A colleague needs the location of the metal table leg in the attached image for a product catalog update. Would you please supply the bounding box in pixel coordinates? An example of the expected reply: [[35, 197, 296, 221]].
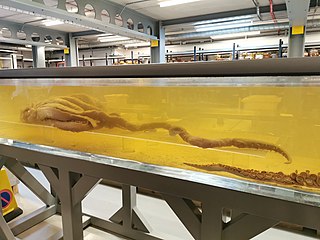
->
[[39, 165, 100, 240], [1, 156, 57, 236], [0, 207, 16, 240]]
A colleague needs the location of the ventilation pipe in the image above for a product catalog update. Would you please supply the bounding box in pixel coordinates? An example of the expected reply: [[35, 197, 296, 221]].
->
[[166, 22, 289, 41], [166, 18, 320, 42]]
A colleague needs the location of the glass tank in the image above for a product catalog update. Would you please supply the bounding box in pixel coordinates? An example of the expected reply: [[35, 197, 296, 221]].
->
[[0, 60, 319, 193]]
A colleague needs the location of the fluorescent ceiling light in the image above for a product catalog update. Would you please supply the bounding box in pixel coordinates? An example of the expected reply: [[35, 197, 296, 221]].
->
[[124, 42, 151, 48], [210, 31, 261, 40], [192, 15, 254, 26], [195, 20, 253, 32], [159, 0, 199, 8], [42, 19, 64, 26], [96, 33, 113, 37], [98, 35, 130, 42]]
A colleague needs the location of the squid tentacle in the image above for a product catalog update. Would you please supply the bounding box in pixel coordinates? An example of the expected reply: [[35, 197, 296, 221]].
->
[[21, 94, 291, 164], [185, 163, 320, 188]]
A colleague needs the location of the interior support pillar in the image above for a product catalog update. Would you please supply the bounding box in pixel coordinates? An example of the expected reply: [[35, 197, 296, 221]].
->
[[65, 33, 79, 67], [11, 54, 17, 69], [32, 46, 46, 68], [285, 0, 310, 58], [288, 30, 305, 58], [151, 21, 166, 63]]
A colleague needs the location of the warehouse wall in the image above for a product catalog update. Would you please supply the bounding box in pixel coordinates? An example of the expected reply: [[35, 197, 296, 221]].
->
[[55, 31, 320, 67], [118, 31, 320, 59]]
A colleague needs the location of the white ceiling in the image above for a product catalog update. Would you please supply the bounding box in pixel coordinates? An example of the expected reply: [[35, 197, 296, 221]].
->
[[109, 0, 286, 20]]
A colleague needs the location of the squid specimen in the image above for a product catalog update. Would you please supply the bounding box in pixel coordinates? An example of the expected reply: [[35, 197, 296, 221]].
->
[[21, 94, 291, 164], [185, 163, 320, 188]]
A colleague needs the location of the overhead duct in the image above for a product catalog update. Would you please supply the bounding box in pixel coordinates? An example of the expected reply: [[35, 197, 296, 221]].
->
[[166, 19, 320, 41], [166, 22, 289, 41]]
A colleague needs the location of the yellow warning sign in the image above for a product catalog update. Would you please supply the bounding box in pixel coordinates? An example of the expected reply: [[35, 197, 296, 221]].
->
[[64, 48, 70, 54], [0, 169, 19, 216], [292, 26, 304, 35], [151, 40, 159, 48]]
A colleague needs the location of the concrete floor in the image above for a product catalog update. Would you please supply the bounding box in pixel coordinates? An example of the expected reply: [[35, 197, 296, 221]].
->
[[9, 168, 320, 240]]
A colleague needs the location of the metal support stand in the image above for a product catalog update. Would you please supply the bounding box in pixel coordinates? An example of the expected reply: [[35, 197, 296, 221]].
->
[[162, 194, 201, 240], [110, 185, 150, 232], [38, 165, 100, 240], [0, 156, 57, 238], [0, 158, 17, 240], [0, 209, 16, 240], [0, 142, 319, 240], [163, 194, 279, 240]]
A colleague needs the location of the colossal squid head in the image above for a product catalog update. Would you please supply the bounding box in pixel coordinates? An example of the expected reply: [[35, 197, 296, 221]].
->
[[20, 105, 38, 123]]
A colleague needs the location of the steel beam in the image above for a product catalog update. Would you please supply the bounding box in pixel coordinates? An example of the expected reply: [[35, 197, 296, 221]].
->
[[3, 157, 56, 206], [222, 213, 278, 239], [0, 19, 67, 48], [71, 30, 103, 38], [9, 205, 57, 236], [0, 0, 157, 41], [90, 215, 162, 240]]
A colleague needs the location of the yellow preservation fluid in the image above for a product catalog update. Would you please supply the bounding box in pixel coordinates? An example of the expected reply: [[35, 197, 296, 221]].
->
[[0, 83, 319, 192]]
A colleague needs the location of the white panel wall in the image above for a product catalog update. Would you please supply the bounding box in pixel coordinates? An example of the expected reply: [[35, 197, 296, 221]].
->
[[75, 31, 320, 65]]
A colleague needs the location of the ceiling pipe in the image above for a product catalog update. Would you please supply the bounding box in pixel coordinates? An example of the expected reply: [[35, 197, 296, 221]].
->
[[252, 0, 263, 21], [166, 22, 289, 41], [118, 0, 153, 16], [166, 19, 320, 41], [269, 0, 277, 23]]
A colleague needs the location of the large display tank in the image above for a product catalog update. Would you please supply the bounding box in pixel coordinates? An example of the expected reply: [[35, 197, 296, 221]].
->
[[0, 60, 320, 192]]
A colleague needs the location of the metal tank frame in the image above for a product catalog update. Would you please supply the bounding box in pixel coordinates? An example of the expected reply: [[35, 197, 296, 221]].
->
[[1, 58, 320, 240]]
